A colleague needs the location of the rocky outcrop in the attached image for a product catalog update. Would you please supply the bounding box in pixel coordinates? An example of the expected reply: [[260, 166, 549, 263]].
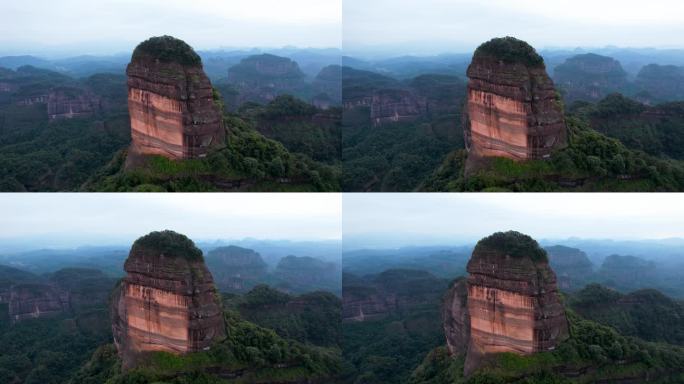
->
[[343, 269, 448, 321], [464, 37, 567, 161], [443, 231, 569, 376], [47, 87, 100, 120], [111, 230, 226, 369], [227, 54, 307, 105], [370, 89, 427, 126], [206, 246, 268, 292], [553, 53, 628, 102], [8, 283, 67, 323], [126, 36, 225, 160], [545, 245, 594, 291]]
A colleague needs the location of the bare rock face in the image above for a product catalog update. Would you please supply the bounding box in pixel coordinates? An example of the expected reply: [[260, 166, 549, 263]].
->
[[9, 283, 67, 323], [111, 230, 226, 369], [126, 36, 225, 160], [464, 37, 567, 161], [47, 87, 101, 120], [443, 278, 470, 356], [443, 231, 569, 376], [370, 89, 427, 126]]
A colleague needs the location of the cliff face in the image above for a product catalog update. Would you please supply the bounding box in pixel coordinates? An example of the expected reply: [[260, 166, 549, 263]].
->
[[47, 87, 101, 120], [553, 53, 628, 102], [464, 37, 567, 161], [111, 230, 225, 369], [443, 231, 568, 376], [9, 283, 67, 323], [126, 36, 225, 160], [370, 89, 427, 126]]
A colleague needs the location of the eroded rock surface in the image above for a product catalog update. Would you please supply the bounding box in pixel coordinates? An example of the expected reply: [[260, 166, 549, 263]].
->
[[47, 87, 101, 120], [370, 89, 426, 126], [443, 231, 569, 376], [464, 37, 567, 161], [126, 36, 225, 160], [111, 230, 225, 369], [9, 283, 67, 323]]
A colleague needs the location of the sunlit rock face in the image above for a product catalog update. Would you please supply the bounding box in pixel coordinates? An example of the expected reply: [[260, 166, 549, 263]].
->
[[443, 231, 568, 376], [464, 37, 567, 161], [370, 89, 427, 126], [111, 230, 225, 369], [9, 283, 67, 323], [126, 36, 224, 160]]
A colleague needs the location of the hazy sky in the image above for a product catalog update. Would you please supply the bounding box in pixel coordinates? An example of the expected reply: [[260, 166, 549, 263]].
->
[[343, 194, 684, 249], [344, 0, 684, 55], [0, 0, 341, 56], [0, 194, 341, 247]]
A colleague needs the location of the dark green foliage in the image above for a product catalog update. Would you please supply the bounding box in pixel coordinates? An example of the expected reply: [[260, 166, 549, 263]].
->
[[473, 37, 544, 67], [132, 230, 203, 261], [86, 114, 340, 192], [474, 231, 548, 262], [71, 310, 341, 383], [0, 308, 111, 384], [410, 310, 684, 384], [423, 115, 684, 191], [225, 285, 342, 348], [570, 284, 684, 346], [131, 35, 201, 66], [260, 95, 317, 119]]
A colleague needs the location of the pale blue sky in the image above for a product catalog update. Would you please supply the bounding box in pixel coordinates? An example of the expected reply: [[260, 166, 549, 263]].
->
[[344, 0, 684, 55], [0, 194, 342, 246], [0, 0, 341, 56], [343, 194, 684, 249]]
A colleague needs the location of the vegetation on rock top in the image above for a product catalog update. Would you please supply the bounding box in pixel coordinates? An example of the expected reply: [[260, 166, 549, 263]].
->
[[473, 36, 544, 67], [474, 231, 548, 262], [131, 230, 204, 261], [131, 35, 202, 66]]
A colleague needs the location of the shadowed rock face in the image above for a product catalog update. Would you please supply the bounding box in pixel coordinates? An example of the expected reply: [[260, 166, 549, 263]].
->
[[443, 231, 568, 376], [47, 87, 101, 120], [111, 230, 225, 369], [9, 283, 67, 323], [126, 36, 224, 160], [464, 37, 567, 161], [370, 89, 427, 126]]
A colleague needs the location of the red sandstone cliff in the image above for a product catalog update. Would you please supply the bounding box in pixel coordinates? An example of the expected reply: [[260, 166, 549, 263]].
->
[[464, 37, 567, 161], [126, 36, 225, 161], [443, 231, 569, 376], [8, 283, 67, 323], [47, 87, 101, 120], [111, 230, 226, 369]]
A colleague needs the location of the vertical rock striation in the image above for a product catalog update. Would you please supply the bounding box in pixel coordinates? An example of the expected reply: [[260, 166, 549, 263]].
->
[[126, 36, 224, 160], [464, 37, 567, 161], [370, 89, 427, 126], [8, 283, 67, 323], [111, 230, 225, 369], [443, 231, 569, 376]]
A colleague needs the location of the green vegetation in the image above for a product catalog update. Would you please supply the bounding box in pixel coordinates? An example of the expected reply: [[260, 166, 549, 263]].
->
[[70, 310, 341, 383], [85, 114, 340, 192], [423, 115, 684, 191], [132, 230, 204, 261], [0, 305, 111, 384], [410, 310, 684, 383], [473, 37, 544, 67], [131, 35, 201, 66], [474, 231, 548, 262], [224, 285, 341, 347], [569, 284, 684, 346]]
